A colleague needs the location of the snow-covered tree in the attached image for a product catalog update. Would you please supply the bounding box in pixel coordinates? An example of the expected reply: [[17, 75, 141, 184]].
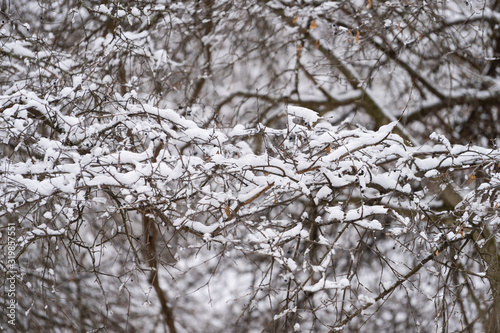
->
[[1, 1, 500, 332]]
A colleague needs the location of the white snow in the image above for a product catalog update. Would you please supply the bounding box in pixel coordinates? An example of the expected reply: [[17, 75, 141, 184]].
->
[[287, 105, 320, 124], [303, 277, 350, 292], [355, 219, 383, 230]]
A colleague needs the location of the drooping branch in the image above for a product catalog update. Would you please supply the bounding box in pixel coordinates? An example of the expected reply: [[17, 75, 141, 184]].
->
[[143, 214, 177, 333]]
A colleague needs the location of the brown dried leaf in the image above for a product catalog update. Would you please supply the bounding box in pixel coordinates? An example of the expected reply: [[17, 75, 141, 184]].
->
[[468, 174, 476, 184], [297, 43, 302, 57], [293, 16, 299, 24], [367, 0, 372, 8], [355, 30, 360, 43], [310, 20, 317, 30], [315, 40, 320, 49]]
